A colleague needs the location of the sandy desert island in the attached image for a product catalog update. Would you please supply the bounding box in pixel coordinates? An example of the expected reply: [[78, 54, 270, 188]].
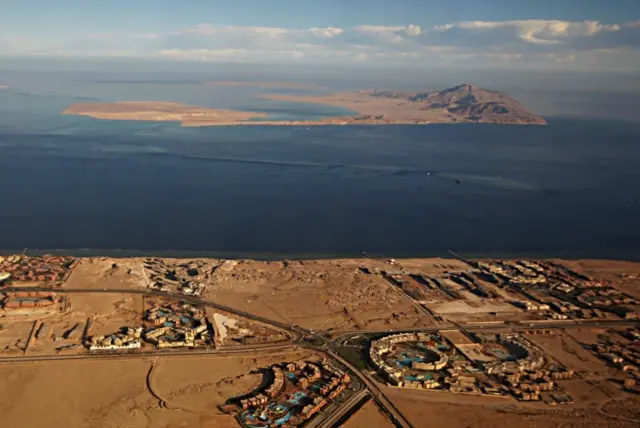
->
[[62, 83, 547, 127]]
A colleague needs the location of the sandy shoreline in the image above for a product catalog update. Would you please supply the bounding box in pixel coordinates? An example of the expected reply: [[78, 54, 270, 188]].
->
[[2, 248, 639, 262], [62, 101, 270, 126], [62, 99, 544, 127]]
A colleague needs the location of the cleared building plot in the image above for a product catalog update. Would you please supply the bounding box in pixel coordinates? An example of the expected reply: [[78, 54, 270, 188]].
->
[[0, 320, 34, 354], [526, 331, 608, 374], [204, 260, 431, 332], [385, 273, 453, 302], [440, 330, 477, 346], [455, 344, 497, 364], [15, 293, 144, 356], [25, 320, 87, 354], [427, 300, 523, 324], [63, 257, 149, 290], [143, 258, 216, 296], [210, 311, 290, 347], [382, 258, 470, 274]]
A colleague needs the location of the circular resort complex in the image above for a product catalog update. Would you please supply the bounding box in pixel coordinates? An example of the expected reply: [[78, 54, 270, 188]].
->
[[369, 332, 450, 387], [476, 333, 546, 373], [368, 331, 564, 399], [482, 339, 529, 361]]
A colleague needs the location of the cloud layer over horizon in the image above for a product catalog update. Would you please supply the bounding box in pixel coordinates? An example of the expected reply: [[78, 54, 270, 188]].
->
[[2, 19, 639, 70]]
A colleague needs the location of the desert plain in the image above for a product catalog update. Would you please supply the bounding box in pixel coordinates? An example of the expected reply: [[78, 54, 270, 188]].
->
[[1, 255, 640, 427]]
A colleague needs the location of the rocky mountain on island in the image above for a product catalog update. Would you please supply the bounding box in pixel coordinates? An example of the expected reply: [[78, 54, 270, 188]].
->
[[367, 84, 546, 125]]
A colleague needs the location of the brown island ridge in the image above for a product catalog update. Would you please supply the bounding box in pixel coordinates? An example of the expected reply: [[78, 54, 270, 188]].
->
[[62, 83, 546, 127]]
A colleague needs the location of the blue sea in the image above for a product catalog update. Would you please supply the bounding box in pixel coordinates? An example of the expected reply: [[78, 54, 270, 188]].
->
[[1, 71, 639, 259]]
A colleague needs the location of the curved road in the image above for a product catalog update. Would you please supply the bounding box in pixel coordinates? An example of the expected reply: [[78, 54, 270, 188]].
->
[[5, 285, 637, 427], [3, 286, 410, 427], [4, 286, 308, 342]]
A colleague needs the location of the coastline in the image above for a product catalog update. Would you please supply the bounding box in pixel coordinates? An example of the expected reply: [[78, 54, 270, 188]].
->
[[63, 108, 547, 127], [2, 248, 639, 262]]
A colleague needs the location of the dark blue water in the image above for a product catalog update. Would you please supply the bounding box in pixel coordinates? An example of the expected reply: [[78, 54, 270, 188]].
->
[[1, 118, 639, 259]]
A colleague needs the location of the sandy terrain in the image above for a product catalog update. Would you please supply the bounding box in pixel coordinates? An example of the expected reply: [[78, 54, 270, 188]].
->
[[208, 81, 320, 89], [14, 292, 143, 356], [383, 385, 640, 428], [559, 259, 640, 300], [153, 349, 313, 413], [0, 320, 33, 354], [343, 399, 394, 428], [203, 259, 434, 332], [0, 359, 193, 428], [64, 257, 148, 291], [526, 331, 608, 374], [63, 101, 269, 126], [264, 91, 455, 123], [0, 350, 312, 428], [3, 256, 640, 427], [427, 300, 519, 315]]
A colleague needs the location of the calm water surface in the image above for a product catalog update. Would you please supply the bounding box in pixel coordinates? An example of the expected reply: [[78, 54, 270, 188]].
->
[[0, 79, 639, 259]]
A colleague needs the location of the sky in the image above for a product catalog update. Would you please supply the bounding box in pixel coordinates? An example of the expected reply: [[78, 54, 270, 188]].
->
[[1, 0, 639, 71]]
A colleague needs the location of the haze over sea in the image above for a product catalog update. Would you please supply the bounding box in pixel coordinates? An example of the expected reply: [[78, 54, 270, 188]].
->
[[1, 66, 639, 260]]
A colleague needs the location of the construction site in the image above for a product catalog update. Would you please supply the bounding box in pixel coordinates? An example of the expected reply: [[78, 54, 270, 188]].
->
[[380, 258, 640, 326], [143, 299, 213, 349], [143, 258, 213, 296], [211, 311, 291, 348]]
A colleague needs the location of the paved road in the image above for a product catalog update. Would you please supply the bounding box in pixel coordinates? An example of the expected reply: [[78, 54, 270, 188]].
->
[[4, 286, 309, 342], [330, 319, 640, 346], [0, 343, 300, 364], [10, 285, 634, 427], [3, 285, 412, 426], [325, 349, 413, 428]]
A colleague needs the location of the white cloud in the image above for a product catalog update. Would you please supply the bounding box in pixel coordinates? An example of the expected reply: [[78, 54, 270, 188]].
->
[[158, 48, 249, 60], [547, 53, 577, 63], [405, 25, 422, 37], [354, 24, 422, 42], [355, 25, 407, 34], [1, 19, 639, 70], [309, 27, 344, 38], [438, 19, 623, 45]]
